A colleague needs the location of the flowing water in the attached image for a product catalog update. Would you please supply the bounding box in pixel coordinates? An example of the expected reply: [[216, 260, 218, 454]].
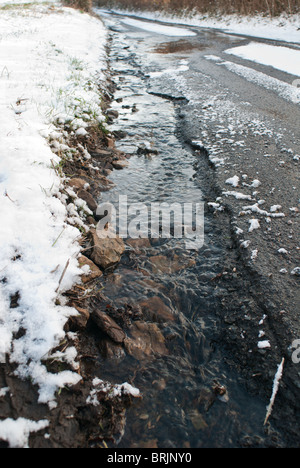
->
[[93, 13, 284, 448]]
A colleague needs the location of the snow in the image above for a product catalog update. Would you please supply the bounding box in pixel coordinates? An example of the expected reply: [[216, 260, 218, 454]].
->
[[0, 3, 107, 407], [120, 17, 197, 37], [0, 418, 49, 448], [258, 340, 271, 349], [264, 358, 285, 425], [226, 42, 300, 77], [210, 58, 300, 105], [225, 175, 239, 187], [248, 219, 260, 232], [104, 8, 300, 44], [86, 378, 140, 407]]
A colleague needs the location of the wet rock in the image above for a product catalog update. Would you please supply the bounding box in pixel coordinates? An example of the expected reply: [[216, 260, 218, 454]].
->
[[78, 255, 103, 284], [91, 308, 126, 344], [126, 238, 151, 250], [90, 228, 125, 270], [77, 189, 98, 214], [189, 409, 208, 431], [98, 338, 126, 360], [139, 296, 175, 323], [149, 254, 196, 274], [137, 145, 159, 155], [124, 321, 169, 360], [113, 130, 127, 140], [106, 109, 119, 119], [112, 159, 129, 170]]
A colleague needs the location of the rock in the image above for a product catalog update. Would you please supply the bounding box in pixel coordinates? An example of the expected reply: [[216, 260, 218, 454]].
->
[[112, 159, 129, 170], [91, 308, 126, 344], [106, 137, 115, 149], [90, 228, 125, 270], [124, 321, 168, 360], [139, 296, 175, 323], [126, 238, 151, 250], [68, 178, 88, 192], [69, 304, 90, 329], [113, 130, 127, 140], [98, 338, 126, 360], [189, 409, 208, 431], [77, 189, 98, 214], [78, 255, 103, 283], [90, 149, 112, 159], [149, 254, 196, 274], [107, 109, 119, 119]]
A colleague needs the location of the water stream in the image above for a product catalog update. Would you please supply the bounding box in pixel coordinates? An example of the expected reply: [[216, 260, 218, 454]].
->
[[93, 13, 282, 448]]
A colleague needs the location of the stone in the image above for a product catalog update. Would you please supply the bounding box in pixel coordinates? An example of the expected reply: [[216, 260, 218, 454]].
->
[[68, 178, 87, 192], [126, 238, 151, 250], [78, 255, 103, 283], [69, 304, 90, 329], [112, 159, 129, 170], [77, 189, 98, 213], [139, 296, 175, 323], [91, 309, 126, 344], [90, 228, 125, 270], [124, 321, 168, 360], [149, 254, 196, 274], [98, 338, 126, 360]]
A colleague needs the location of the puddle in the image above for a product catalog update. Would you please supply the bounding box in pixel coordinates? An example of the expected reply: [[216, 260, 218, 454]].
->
[[153, 39, 207, 54]]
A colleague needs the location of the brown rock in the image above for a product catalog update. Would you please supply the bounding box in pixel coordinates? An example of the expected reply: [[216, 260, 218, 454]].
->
[[112, 159, 129, 170], [69, 304, 90, 329], [78, 255, 103, 283], [124, 321, 168, 360], [77, 189, 98, 213], [149, 254, 196, 274], [98, 338, 126, 360], [106, 137, 115, 149], [139, 296, 175, 323], [90, 228, 125, 270], [126, 238, 151, 250], [68, 178, 87, 192], [91, 309, 126, 344]]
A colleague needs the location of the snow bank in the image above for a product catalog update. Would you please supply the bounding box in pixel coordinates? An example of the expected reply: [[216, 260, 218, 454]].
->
[[101, 8, 300, 44], [226, 42, 300, 77], [0, 3, 107, 407]]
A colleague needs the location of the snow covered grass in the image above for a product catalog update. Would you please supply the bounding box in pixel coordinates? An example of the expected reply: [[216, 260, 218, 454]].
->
[[0, 1, 107, 411]]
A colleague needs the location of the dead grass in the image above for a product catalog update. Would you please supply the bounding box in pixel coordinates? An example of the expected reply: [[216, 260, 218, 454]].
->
[[63, 0, 92, 12]]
